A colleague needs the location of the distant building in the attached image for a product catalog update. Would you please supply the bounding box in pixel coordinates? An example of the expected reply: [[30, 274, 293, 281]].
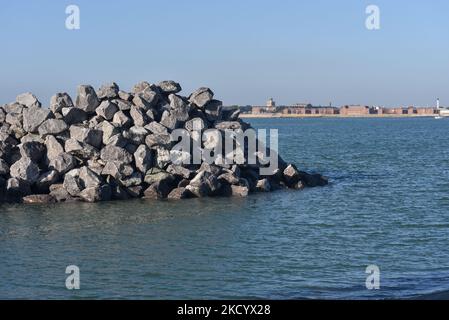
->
[[340, 105, 370, 116]]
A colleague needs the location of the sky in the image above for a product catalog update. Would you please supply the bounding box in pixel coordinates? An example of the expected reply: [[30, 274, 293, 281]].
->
[[0, 0, 448, 107]]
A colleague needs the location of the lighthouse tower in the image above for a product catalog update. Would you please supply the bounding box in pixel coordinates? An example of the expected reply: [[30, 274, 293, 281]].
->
[[437, 98, 440, 110]]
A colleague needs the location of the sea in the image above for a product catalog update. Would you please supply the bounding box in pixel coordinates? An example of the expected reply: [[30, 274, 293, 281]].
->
[[1, 117, 449, 299]]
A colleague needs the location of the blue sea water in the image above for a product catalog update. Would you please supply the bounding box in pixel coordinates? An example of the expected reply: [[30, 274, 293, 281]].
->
[[1, 117, 449, 299]]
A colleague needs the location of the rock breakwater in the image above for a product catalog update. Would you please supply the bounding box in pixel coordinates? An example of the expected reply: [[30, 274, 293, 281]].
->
[[0, 81, 327, 204]]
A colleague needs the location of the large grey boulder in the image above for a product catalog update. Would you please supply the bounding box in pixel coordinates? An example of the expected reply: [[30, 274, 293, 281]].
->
[[22, 194, 56, 204], [69, 125, 103, 149], [158, 80, 182, 94], [97, 82, 119, 100], [134, 145, 152, 173], [99, 121, 120, 145], [50, 93, 74, 114], [283, 164, 301, 187], [23, 106, 53, 133], [63, 169, 82, 196], [38, 119, 68, 136], [123, 126, 148, 145], [112, 110, 132, 127], [79, 185, 111, 203], [0, 106, 6, 123], [0, 159, 10, 176], [130, 106, 148, 127], [79, 166, 102, 188], [61, 107, 87, 125], [75, 85, 100, 113], [35, 170, 59, 193], [100, 145, 133, 164], [96, 101, 118, 120], [19, 141, 46, 162], [145, 121, 168, 135], [7, 178, 31, 198], [189, 87, 214, 107], [16, 92, 41, 108], [144, 168, 174, 185], [49, 153, 76, 174], [204, 100, 223, 122], [10, 157, 40, 183]]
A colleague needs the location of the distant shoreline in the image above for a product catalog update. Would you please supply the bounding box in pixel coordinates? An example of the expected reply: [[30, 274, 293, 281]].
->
[[239, 113, 439, 119]]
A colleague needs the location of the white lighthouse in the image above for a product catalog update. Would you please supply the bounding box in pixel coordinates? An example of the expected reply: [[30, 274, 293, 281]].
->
[[437, 98, 440, 110]]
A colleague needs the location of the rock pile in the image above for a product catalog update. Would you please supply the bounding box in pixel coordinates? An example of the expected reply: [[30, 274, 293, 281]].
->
[[0, 81, 327, 204]]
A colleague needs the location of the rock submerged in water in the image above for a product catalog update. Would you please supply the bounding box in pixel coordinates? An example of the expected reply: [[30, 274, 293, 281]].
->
[[0, 81, 328, 204]]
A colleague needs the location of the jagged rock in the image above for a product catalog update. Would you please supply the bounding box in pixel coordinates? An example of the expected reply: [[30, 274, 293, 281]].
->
[[133, 88, 158, 109], [134, 145, 152, 173], [112, 110, 132, 127], [231, 185, 249, 197], [189, 87, 214, 107], [118, 91, 132, 102], [105, 133, 127, 148], [97, 82, 119, 100], [23, 106, 53, 133], [7, 178, 31, 198], [167, 187, 191, 200], [79, 185, 111, 203], [144, 168, 174, 185], [70, 125, 103, 149], [49, 184, 74, 202], [145, 133, 172, 148], [19, 141, 45, 162], [132, 81, 152, 94], [123, 126, 148, 145], [299, 172, 328, 187], [99, 121, 120, 145], [4, 102, 24, 115], [38, 119, 68, 136], [16, 92, 41, 108], [45, 135, 64, 161], [130, 106, 148, 127], [154, 146, 171, 168], [0, 159, 10, 176], [218, 171, 240, 185], [256, 178, 271, 192], [160, 110, 180, 130], [146, 121, 168, 135], [50, 93, 74, 114], [63, 169, 82, 196], [75, 85, 100, 113], [61, 107, 87, 125], [166, 164, 193, 179], [9, 157, 40, 183], [65, 139, 100, 160], [100, 145, 133, 164], [49, 153, 76, 174], [158, 80, 182, 94], [214, 120, 245, 130], [0, 107, 6, 123], [283, 164, 300, 187], [96, 100, 118, 120], [185, 117, 206, 131], [79, 166, 102, 188], [119, 172, 143, 187], [22, 194, 56, 204], [204, 100, 222, 122], [35, 170, 59, 193], [143, 179, 174, 200]]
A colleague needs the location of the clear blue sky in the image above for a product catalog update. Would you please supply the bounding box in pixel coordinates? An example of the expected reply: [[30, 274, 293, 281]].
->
[[0, 0, 448, 107]]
